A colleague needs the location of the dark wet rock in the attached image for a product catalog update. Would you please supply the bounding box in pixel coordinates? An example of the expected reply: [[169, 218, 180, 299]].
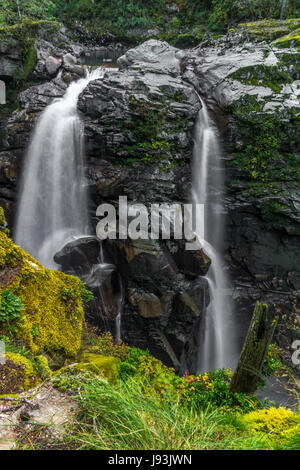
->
[[165, 239, 211, 278], [77, 41, 200, 215], [128, 289, 163, 318], [188, 31, 300, 372], [0, 38, 22, 80], [53, 235, 100, 272], [54, 235, 121, 322], [1, 26, 299, 373]]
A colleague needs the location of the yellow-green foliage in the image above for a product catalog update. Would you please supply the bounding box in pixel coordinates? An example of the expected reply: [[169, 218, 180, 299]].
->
[[0, 207, 5, 227], [0, 229, 84, 358], [78, 352, 121, 384], [273, 27, 300, 47], [0, 352, 39, 393], [243, 407, 300, 443], [35, 355, 52, 380], [0, 207, 9, 236], [82, 329, 128, 361], [238, 18, 300, 42]]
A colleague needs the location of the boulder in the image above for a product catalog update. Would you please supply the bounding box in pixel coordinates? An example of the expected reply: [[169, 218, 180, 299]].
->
[[118, 39, 186, 76], [78, 352, 121, 383], [45, 56, 62, 76], [0, 352, 39, 394], [0, 222, 85, 359]]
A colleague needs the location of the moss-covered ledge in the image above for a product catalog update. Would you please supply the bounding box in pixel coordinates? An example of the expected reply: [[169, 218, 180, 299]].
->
[[0, 216, 85, 360]]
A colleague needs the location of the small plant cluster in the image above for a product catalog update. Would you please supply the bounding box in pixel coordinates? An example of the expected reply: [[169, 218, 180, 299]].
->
[[0, 335, 52, 384], [84, 330, 129, 362], [0, 289, 24, 329], [229, 96, 299, 183], [118, 344, 262, 413], [263, 343, 284, 376], [60, 285, 89, 319], [79, 282, 94, 306], [243, 407, 300, 446]]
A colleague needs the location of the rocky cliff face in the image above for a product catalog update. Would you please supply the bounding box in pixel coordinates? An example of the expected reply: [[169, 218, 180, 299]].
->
[[61, 40, 212, 371], [0, 20, 299, 373], [187, 20, 300, 369]]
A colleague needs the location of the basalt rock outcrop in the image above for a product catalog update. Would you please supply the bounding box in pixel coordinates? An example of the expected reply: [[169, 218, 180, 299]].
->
[[0, 20, 124, 226], [188, 20, 300, 369], [1, 20, 299, 373]]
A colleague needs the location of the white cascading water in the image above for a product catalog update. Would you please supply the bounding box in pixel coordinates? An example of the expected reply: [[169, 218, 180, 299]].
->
[[15, 68, 104, 268], [192, 99, 238, 372]]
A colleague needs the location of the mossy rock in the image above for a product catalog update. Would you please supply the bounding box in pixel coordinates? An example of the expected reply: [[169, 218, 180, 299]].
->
[[0, 225, 84, 359], [34, 355, 52, 380], [273, 28, 300, 48], [238, 19, 300, 42], [0, 207, 9, 236], [0, 352, 39, 394], [77, 352, 121, 384]]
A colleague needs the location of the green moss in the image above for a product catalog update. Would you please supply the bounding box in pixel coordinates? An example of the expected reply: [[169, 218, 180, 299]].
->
[[0, 352, 39, 394], [77, 352, 121, 384], [225, 96, 300, 183], [238, 19, 300, 42], [0, 18, 61, 41], [21, 38, 37, 80], [0, 228, 85, 359], [0, 207, 5, 227], [34, 355, 52, 380], [273, 27, 300, 48], [0, 394, 20, 400], [0, 19, 61, 113], [0, 207, 10, 236], [112, 95, 190, 167], [229, 64, 293, 93]]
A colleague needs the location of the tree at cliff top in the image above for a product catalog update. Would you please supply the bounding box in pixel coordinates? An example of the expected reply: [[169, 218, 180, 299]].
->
[[1, 0, 299, 31], [0, 0, 57, 25]]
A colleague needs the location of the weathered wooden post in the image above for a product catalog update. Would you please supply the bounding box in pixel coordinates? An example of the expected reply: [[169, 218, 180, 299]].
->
[[230, 302, 278, 394]]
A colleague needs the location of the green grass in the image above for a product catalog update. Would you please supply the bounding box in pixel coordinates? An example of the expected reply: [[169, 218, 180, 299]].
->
[[66, 377, 223, 450], [58, 374, 299, 450]]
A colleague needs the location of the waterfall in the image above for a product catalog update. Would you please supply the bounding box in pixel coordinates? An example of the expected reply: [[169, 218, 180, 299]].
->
[[15, 68, 104, 269], [192, 99, 238, 372]]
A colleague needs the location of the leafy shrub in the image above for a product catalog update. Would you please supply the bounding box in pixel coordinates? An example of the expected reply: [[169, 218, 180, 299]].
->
[[1, 0, 300, 34], [243, 407, 300, 445], [208, 0, 300, 31], [119, 350, 262, 413], [125, 346, 150, 365], [263, 343, 283, 376], [52, 368, 95, 393], [119, 361, 137, 380], [79, 283, 94, 306], [0, 0, 56, 26], [0, 289, 24, 324], [85, 331, 128, 361], [181, 369, 263, 413]]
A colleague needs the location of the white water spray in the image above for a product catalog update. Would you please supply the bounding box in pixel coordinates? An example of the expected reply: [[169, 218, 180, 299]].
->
[[15, 68, 104, 268], [192, 100, 238, 372]]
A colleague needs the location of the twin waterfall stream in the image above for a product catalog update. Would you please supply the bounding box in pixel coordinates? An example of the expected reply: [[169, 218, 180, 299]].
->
[[15, 68, 237, 372], [192, 102, 237, 372], [15, 68, 104, 268]]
